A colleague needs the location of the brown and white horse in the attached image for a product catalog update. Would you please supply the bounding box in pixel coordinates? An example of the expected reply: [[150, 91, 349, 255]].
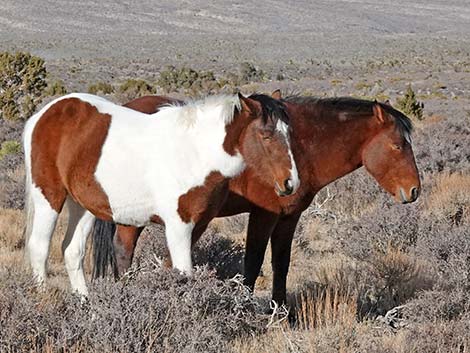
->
[[23, 92, 299, 295], [93, 92, 421, 305]]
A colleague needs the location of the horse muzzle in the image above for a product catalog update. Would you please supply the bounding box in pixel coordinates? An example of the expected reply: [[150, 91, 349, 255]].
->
[[399, 186, 420, 204], [275, 178, 295, 197]]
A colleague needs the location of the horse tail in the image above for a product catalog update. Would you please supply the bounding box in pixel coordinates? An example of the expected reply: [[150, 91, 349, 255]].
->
[[22, 158, 34, 264], [22, 115, 36, 264], [91, 218, 118, 279]]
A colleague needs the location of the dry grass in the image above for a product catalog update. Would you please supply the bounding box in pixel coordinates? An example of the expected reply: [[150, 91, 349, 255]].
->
[[426, 172, 470, 224], [0, 164, 24, 209], [292, 285, 357, 331], [0, 207, 24, 268]]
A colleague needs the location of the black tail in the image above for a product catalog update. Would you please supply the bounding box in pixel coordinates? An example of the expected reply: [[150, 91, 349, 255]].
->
[[92, 218, 118, 280]]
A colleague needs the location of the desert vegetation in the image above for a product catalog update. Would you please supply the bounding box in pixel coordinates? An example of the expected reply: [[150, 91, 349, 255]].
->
[[396, 85, 424, 121], [0, 52, 47, 121], [1, 50, 469, 352]]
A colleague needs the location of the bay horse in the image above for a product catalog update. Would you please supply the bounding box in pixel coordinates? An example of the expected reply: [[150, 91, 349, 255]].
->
[[23, 92, 299, 296], [93, 92, 421, 304]]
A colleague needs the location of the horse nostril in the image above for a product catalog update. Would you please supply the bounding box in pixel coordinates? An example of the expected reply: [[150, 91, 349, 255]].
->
[[410, 187, 419, 201], [284, 179, 293, 194]]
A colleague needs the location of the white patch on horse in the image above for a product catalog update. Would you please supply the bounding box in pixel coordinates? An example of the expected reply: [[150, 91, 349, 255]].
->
[[26, 184, 59, 284], [62, 198, 94, 296], [76, 93, 245, 227], [276, 119, 300, 192]]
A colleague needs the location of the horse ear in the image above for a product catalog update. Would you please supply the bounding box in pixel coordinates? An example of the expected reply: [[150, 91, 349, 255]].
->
[[384, 99, 392, 106], [271, 89, 282, 100], [237, 93, 251, 113], [238, 93, 261, 117], [372, 103, 387, 124]]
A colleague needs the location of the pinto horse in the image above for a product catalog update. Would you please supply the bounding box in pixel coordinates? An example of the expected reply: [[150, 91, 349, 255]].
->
[[93, 92, 421, 304], [23, 92, 299, 296]]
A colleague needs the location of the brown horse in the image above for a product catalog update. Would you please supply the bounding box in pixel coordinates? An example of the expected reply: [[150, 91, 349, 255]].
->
[[23, 92, 299, 296], [93, 92, 421, 304]]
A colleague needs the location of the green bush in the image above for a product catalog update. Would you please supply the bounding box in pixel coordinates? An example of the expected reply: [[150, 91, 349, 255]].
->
[[88, 81, 114, 95], [118, 79, 155, 99], [157, 66, 219, 93], [0, 51, 47, 121], [0, 140, 21, 160], [397, 85, 424, 121]]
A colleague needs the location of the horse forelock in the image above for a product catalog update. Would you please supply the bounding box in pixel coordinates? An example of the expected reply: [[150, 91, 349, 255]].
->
[[249, 93, 289, 128]]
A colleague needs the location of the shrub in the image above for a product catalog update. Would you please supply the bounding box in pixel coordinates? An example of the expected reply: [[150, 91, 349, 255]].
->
[[238, 62, 268, 84], [192, 228, 244, 280], [0, 51, 47, 121], [157, 66, 219, 94], [0, 262, 266, 353], [0, 142, 24, 209], [134, 224, 244, 281], [415, 221, 470, 292], [43, 79, 67, 96], [118, 79, 155, 100], [396, 84, 424, 121], [0, 140, 20, 160], [313, 168, 388, 221], [413, 115, 470, 173], [325, 203, 437, 317], [87, 81, 115, 95]]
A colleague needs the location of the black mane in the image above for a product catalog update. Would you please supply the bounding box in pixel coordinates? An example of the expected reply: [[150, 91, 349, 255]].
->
[[284, 95, 413, 137], [249, 93, 289, 125]]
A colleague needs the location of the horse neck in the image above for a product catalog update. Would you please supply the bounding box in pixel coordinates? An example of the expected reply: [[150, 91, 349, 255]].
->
[[290, 103, 377, 192]]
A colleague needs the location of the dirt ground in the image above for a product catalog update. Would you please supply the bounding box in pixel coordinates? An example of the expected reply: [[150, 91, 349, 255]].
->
[[2, 0, 470, 88]]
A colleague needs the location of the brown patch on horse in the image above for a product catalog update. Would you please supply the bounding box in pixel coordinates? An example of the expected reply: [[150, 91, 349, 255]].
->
[[222, 94, 261, 156], [150, 214, 164, 225], [113, 225, 144, 275], [31, 98, 113, 219], [177, 171, 228, 224], [123, 95, 180, 113]]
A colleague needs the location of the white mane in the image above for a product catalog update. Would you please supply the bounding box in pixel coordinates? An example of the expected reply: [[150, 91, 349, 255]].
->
[[158, 94, 241, 128]]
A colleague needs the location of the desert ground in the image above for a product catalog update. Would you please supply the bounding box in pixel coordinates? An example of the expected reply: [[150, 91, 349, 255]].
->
[[1, 1, 470, 352]]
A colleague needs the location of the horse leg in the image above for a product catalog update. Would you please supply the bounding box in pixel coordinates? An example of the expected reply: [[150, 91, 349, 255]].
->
[[162, 222, 208, 268], [61, 199, 95, 296], [165, 220, 194, 275], [27, 186, 63, 285], [270, 212, 301, 305], [114, 225, 144, 276], [244, 207, 279, 292]]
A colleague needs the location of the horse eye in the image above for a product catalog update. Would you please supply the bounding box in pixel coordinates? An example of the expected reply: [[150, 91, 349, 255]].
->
[[392, 144, 402, 150]]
